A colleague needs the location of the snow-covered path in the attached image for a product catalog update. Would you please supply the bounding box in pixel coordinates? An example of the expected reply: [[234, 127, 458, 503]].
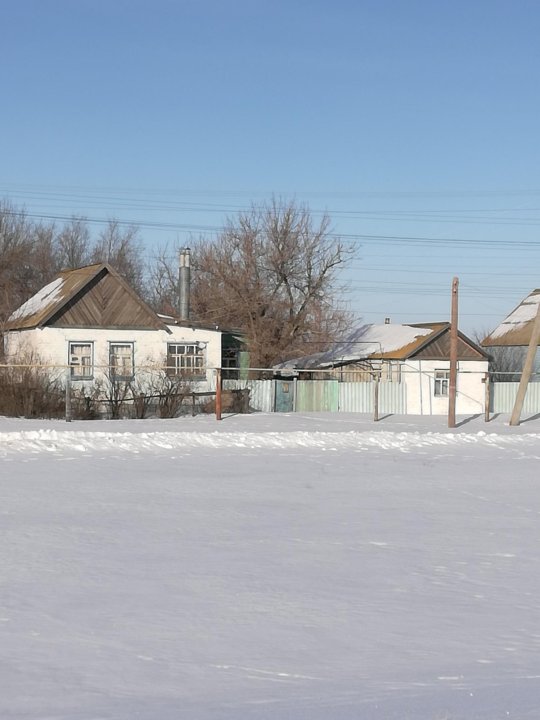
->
[[2, 413, 540, 719]]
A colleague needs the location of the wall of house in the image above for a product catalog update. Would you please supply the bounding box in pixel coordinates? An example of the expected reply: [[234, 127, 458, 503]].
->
[[401, 359, 488, 415], [4, 324, 222, 389]]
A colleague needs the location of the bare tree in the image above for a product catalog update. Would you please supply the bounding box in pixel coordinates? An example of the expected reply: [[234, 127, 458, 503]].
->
[[474, 328, 524, 381], [56, 216, 92, 269], [0, 201, 36, 325], [154, 199, 354, 367], [0, 204, 153, 337], [92, 220, 145, 294], [148, 241, 179, 316]]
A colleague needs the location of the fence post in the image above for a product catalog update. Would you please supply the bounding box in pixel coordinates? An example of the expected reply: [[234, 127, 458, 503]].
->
[[373, 371, 380, 422], [215, 368, 222, 421], [65, 368, 72, 422], [484, 372, 490, 422]]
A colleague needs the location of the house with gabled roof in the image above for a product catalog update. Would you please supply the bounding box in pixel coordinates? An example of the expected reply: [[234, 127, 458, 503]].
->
[[3, 263, 230, 390], [277, 321, 489, 415]]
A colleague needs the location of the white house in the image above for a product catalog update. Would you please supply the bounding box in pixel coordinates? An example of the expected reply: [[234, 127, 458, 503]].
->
[[3, 263, 233, 391], [277, 322, 490, 416]]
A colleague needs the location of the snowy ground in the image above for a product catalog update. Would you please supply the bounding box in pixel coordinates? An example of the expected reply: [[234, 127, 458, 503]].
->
[[2, 412, 540, 719]]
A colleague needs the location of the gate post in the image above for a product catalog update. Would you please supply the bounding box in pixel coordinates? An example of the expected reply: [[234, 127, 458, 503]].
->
[[484, 372, 490, 422], [65, 367, 72, 423], [215, 368, 222, 421], [373, 371, 380, 422]]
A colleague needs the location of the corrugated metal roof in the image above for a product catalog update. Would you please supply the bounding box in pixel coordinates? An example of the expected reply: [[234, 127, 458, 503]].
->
[[482, 289, 540, 347]]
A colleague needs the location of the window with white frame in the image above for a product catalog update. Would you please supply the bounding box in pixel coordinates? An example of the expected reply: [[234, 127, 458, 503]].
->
[[109, 343, 134, 380], [167, 343, 205, 377], [69, 342, 93, 379], [434, 369, 450, 396]]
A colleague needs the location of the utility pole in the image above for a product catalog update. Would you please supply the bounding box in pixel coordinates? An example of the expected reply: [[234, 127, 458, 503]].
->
[[509, 300, 540, 426], [373, 370, 380, 422], [448, 277, 459, 428]]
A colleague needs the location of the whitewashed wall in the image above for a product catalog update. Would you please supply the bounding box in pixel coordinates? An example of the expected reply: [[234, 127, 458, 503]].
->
[[401, 360, 488, 415], [4, 324, 222, 389]]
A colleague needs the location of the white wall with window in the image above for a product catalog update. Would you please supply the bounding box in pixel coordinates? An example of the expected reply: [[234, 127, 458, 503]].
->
[[5, 323, 223, 390], [434, 369, 450, 397], [401, 359, 488, 415], [166, 342, 206, 378]]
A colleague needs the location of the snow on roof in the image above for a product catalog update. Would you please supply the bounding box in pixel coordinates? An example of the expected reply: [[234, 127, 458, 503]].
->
[[329, 323, 433, 364], [277, 323, 436, 369], [489, 290, 540, 340], [8, 277, 65, 323]]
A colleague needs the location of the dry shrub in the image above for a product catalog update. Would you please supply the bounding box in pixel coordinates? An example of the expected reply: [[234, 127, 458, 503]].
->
[[0, 362, 64, 418], [204, 388, 250, 415], [70, 385, 102, 420], [155, 374, 191, 418]]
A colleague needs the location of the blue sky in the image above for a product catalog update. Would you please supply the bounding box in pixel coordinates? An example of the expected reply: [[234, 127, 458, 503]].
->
[[2, 0, 540, 334]]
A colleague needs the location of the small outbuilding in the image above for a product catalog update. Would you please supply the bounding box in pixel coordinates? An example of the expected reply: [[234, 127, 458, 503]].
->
[[278, 321, 489, 415]]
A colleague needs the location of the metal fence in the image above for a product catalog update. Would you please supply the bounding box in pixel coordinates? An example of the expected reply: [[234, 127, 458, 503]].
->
[[2, 361, 540, 420], [224, 377, 407, 414], [490, 381, 540, 414]]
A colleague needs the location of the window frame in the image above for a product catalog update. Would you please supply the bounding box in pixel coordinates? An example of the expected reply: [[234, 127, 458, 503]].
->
[[434, 369, 451, 397], [68, 341, 94, 380], [109, 342, 135, 382], [166, 342, 206, 379]]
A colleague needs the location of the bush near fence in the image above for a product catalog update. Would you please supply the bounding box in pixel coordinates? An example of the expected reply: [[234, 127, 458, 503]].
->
[[0, 363, 252, 420], [0, 362, 65, 418]]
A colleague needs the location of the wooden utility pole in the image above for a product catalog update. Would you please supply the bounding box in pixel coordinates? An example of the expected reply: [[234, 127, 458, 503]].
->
[[509, 301, 540, 426], [448, 277, 459, 428], [484, 372, 491, 423]]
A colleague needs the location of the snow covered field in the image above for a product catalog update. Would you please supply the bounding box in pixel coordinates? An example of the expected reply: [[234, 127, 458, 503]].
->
[[2, 412, 540, 719]]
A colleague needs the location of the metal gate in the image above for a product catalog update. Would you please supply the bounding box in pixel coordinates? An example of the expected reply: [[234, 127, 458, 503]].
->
[[275, 379, 295, 413]]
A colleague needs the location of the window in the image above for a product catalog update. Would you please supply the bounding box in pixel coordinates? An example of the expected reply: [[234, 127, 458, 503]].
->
[[167, 343, 205, 377], [109, 343, 134, 381], [69, 342, 93, 379], [222, 347, 240, 379], [434, 370, 450, 397]]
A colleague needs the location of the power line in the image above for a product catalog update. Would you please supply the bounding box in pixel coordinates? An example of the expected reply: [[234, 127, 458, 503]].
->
[[5, 208, 540, 250]]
